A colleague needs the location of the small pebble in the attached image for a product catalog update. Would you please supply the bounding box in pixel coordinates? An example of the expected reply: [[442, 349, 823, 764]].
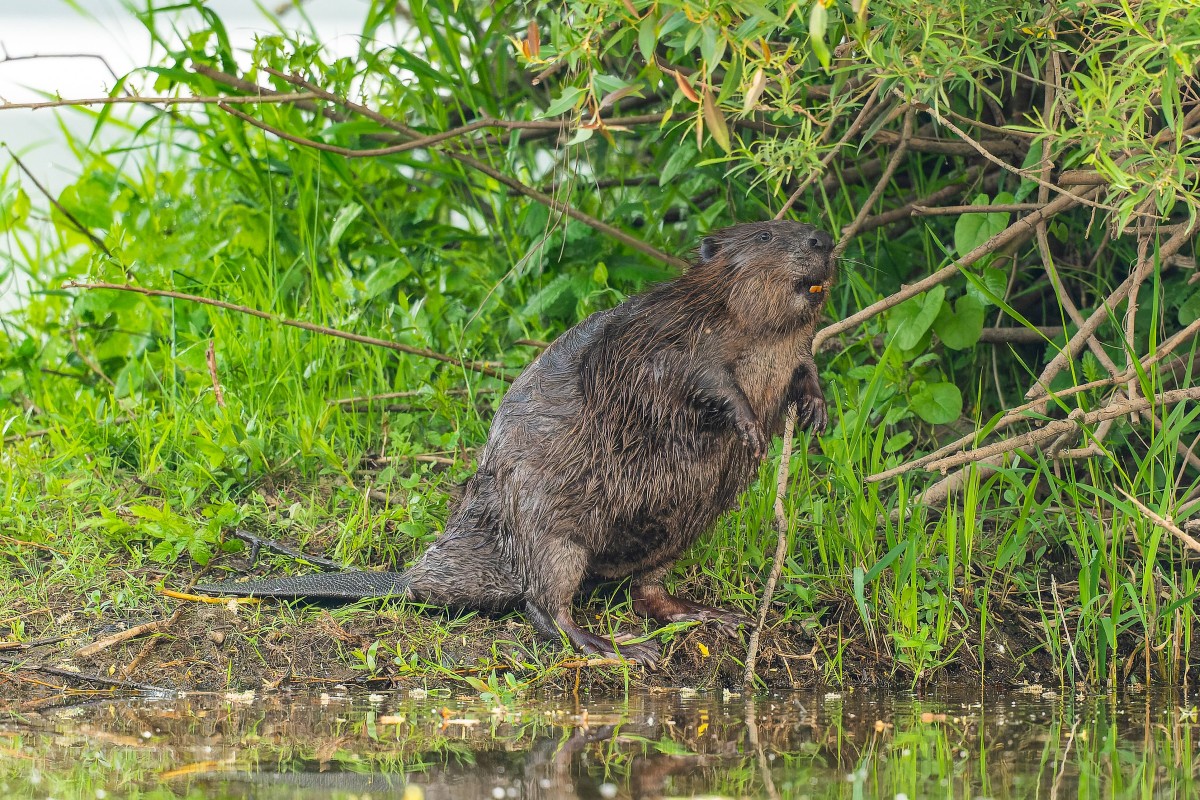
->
[[599, 783, 618, 799]]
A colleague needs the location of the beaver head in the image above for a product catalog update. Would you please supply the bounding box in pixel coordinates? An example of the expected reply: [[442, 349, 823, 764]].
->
[[696, 220, 835, 333]]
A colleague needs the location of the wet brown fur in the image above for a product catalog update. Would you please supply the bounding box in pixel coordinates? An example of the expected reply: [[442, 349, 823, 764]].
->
[[203, 220, 835, 666], [402, 220, 835, 664]]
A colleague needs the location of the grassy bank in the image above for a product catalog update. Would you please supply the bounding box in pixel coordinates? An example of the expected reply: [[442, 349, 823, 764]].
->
[[2, 0, 1199, 698]]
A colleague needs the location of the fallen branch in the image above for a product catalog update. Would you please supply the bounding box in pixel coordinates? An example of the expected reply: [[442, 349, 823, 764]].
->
[[1, 659, 172, 694], [61, 282, 511, 381], [918, 386, 1200, 491], [76, 619, 168, 658]]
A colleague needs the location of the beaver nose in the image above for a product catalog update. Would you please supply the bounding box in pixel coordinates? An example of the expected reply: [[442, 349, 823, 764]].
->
[[806, 231, 833, 251]]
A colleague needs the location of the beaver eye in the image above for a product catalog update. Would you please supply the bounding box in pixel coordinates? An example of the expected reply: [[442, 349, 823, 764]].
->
[[758, 231, 772, 242]]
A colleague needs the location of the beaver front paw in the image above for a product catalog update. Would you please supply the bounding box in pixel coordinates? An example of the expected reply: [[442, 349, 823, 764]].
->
[[735, 417, 768, 458], [796, 394, 827, 435]]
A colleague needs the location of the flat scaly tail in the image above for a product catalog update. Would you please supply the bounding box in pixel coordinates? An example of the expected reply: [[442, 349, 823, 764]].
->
[[197, 571, 411, 600]]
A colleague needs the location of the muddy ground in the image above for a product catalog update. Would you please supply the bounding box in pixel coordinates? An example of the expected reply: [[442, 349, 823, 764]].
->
[[0, 548, 1062, 712]]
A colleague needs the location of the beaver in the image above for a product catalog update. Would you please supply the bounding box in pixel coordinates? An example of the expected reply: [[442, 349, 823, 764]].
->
[[200, 220, 835, 666]]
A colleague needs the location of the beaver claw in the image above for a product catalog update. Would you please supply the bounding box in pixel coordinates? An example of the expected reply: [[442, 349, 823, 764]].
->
[[583, 633, 661, 669], [796, 394, 828, 435], [736, 418, 768, 459]]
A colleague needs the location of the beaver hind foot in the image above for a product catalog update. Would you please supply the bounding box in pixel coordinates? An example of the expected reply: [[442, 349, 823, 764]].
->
[[524, 601, 661, 667], [633, 582, 752, 639]]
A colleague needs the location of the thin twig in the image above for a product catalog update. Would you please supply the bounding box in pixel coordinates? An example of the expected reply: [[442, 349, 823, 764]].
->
[[743, 405, 798, 689], [912, 203, 1046, 216], [1, 659, 172, 693], [832, 108, 914, 258], [62, 282, 511, 381], [852, 173, 980, 235], [776, 85, 884, 219], [0, 91, 319, 113], [900, 89, 1124, 216], [869, 318, 1200, 485], [217, 102, 502, 158], [6, 147, 112, 258], [1028, 221, 1196, 402]]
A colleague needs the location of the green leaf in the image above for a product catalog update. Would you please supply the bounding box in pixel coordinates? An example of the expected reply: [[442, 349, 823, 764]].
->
[[661, 143, 697, 184], [911, 382, 963, 425], [1178, 288, 1200, 326], [933, 294, 986, 350], [328, 203, 363, 249], [889, 285, 946, 350], [954, 194, 1011, 257], [809, 1, 831, 69], [637, 14, 658, 62], [364, 259, 413, 299], [543, 86, 585, 117], [566, 127, 594, 145], [977, 266, 1008, 304], [884, 431, 913, 454], [0, 186, 29, 232]]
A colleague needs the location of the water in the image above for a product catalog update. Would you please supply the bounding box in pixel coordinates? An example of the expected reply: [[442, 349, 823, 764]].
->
[[1, 688, 1195, 799]]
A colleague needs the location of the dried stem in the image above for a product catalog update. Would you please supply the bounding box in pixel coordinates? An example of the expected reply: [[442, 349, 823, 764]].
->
[[743, 405, 798, 689]]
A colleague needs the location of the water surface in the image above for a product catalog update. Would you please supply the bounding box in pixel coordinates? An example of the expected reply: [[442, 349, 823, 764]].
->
[[1, 686, 1194, 799]]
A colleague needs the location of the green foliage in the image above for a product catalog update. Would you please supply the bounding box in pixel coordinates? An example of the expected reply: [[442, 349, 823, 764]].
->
[[1, 0, 1199, 688]]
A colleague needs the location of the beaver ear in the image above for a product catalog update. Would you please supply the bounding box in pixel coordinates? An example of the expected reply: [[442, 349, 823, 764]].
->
[[699, 236, 719, 262]]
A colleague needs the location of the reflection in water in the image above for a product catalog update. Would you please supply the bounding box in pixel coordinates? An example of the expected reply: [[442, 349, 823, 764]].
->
[[0, 688, 1196, 799]]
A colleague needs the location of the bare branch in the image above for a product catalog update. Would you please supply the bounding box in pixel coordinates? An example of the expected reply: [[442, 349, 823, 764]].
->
[[61, 282, 511, 382], [815, 186, 1098, 350], [0, 91, 318, 113]]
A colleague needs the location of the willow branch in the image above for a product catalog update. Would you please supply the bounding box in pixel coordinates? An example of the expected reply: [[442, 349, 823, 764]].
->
[[0, 91, 318, 113], [832, 108, 914, 258], [924, 386, 1200, 475], [61, 282, 511, 381], [259, 67, 686, 269], [775, 85, 885, 220], [1027, 221, 1196, 401], [900, 89, 1123, 216], [867, 309, 1200, 485]]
